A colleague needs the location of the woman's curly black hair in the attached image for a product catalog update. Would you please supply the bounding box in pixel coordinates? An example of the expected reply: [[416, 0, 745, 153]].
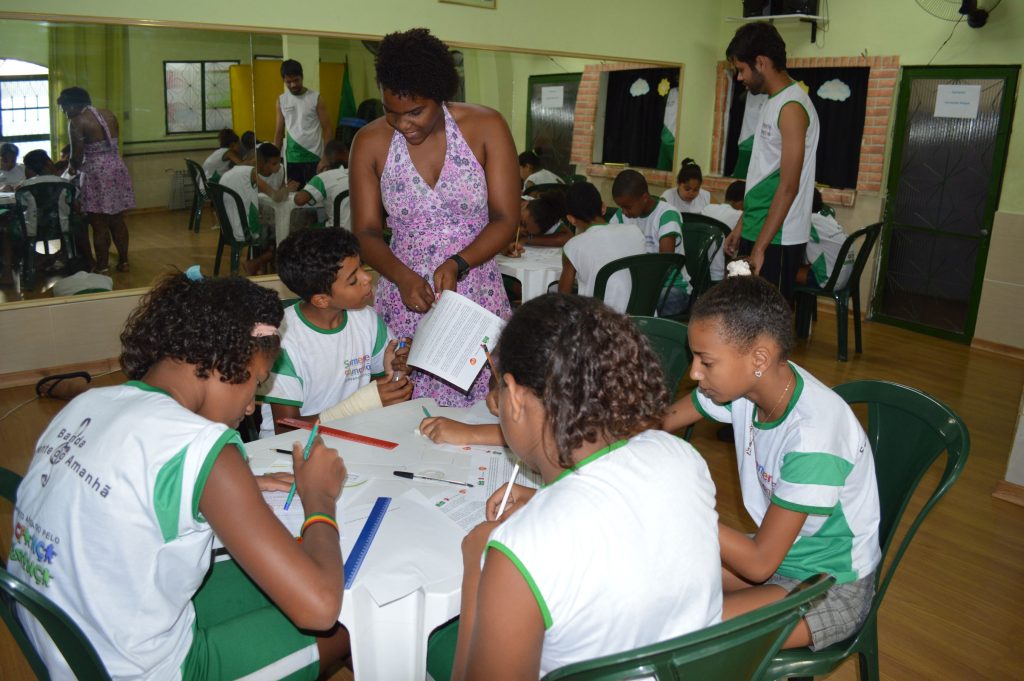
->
[[375, 28, 459, 103], [120, 273, 283, 384], [494, 294, 668, 470], [689, 275, 794, 358]]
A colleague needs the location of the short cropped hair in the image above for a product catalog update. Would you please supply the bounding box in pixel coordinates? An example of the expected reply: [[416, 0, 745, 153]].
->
[[725, 180, 746, 203], [257, 142, 281, 163], [23, 150, 51, 175], [0, 143, 18, 159], [611, 169, 648, 199], [565, 182, 603, 222], [494, 293, 668, 468], [218, 129, 239, 148], [726, 21, 787, 70], [276, 228, 362, 302], [375, 28, 459, 103], [57, 86, 92, 108], [518, 151, 541, 169], [281, 59, 303, 78], [324, 139, 348, 167], [120, 273, 282, 384], [526, 191, 566, 233], [689, 274, 794, 359]]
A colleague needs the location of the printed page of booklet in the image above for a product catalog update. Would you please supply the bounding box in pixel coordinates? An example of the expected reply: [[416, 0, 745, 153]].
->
[[407, 290, 504, 391]]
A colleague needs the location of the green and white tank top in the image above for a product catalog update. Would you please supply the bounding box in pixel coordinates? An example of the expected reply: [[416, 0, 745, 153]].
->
[[279, 89, 323, 163], [742, 81, 819, 246]]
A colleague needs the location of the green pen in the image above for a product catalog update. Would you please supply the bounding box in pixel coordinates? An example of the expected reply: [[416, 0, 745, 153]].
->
[[283, 420, 320, 511], [422, 406, 432, 418]]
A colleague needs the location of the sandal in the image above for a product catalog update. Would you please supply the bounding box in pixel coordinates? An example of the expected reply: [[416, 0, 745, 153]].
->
[[116, 261, 130, 272], [35, 371, 92, 398]]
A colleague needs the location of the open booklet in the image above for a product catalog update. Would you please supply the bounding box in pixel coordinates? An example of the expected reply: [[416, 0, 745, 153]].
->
[[407, 290, 504, 392]]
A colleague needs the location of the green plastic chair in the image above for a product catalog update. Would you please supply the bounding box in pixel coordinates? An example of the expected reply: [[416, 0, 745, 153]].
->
[[542, 574, 835, 681], [12, 182, 79, 291], [763, 380, 970, 681], [593, 253, 686, 316], [793, 222, 881, 362], [206, 182, 262, 276], [332, 189, 351, 230], [632, 316, 690, 395], [679, 222, 722, 302], [184, 159, 210, 234]]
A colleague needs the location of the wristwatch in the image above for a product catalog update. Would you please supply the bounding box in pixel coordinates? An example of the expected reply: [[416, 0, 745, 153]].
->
[[447, 253, 470, 280]]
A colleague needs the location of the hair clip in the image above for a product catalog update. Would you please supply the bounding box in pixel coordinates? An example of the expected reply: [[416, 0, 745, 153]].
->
[[185, 265, 203, 281]]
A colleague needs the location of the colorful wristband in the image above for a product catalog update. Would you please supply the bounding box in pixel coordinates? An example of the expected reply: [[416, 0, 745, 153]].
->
[[300, 513, 339, 537]]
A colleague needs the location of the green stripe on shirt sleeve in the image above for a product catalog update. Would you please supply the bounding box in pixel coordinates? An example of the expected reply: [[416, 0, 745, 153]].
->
[[306, 176, 327, 205], [780, 451, 854, 487], [193, 429, 245, 523], [771, 494, 835, 516], [486, 541, 553, 629]]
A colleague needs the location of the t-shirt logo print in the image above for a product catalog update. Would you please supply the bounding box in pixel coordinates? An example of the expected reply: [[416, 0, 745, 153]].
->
[[42, 418, 91, 486]]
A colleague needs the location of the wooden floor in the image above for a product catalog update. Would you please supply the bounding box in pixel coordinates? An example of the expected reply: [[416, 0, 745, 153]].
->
[[1, 309, 1022, 680], [0, 207, 225, 304]]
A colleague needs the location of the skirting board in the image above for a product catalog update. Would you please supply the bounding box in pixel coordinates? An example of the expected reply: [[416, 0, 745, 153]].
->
[[971, 338, 1024, 362], [992, 480, 1024, 508], [0, 357, 122, 391]]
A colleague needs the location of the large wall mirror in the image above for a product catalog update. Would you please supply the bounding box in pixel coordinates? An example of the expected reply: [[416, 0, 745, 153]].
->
[[0, 16, 681, 308]]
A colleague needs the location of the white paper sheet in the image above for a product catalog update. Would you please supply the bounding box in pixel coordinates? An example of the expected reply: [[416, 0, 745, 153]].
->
[[407, 291, 504, 391], [935, 84, 981, 119]]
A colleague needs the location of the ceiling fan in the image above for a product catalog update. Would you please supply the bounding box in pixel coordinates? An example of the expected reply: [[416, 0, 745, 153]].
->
[[915, 0, 1004, 28]]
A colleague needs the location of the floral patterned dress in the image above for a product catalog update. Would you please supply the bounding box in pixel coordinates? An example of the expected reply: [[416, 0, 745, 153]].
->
[[79, 106, 135, 215], [377, 104, 511, 407]]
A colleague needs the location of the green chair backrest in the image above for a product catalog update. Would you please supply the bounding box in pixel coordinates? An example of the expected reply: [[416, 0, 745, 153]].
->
[[832, 380, 970, 610], [593, 253, 686, 316], [679, 222, 722, 299], [0, 567, 112, 681], [206, 182, 255, 247], [632, 316, 690, 395], [542, 574, 835, 681], [679, 211, 732, 237], [184, 158, 209, 196], [332, 189, 351, 229], [819, 222, 881, 293], [14, 182, 78, 243]]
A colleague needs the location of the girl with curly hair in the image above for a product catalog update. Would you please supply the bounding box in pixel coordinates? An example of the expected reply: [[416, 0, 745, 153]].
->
[[429, 293, 722, 680], [349, 27, 520, 408], [10, 273, 351, 680], [662, 274, 880, 652]]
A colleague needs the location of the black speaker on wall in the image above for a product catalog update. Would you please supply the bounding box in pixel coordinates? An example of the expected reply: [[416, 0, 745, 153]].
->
[[743, 0, 773, 17], [771, 0, 819, 14]]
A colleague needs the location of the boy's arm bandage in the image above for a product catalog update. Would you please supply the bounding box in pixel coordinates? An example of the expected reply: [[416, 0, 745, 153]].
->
[[317, 382, 383, 421]]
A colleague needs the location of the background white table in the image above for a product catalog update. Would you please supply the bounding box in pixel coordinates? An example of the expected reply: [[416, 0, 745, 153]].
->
[[496, 246, 563, 303], [245, 398, 514, 681], [0, 192, 14, 206], [258, 192, 298, 246]]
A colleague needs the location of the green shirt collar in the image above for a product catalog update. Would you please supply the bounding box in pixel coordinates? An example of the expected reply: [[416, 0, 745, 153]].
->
[[546, 439, 629, 487]]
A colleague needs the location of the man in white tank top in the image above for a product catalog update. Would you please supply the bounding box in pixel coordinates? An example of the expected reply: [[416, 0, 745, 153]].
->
[[273, 59, 333, 187], [723, 22, 819, 301]]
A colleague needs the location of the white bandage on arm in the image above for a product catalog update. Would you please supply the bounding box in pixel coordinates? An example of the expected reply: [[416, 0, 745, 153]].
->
[[317, 382, 383, 422]]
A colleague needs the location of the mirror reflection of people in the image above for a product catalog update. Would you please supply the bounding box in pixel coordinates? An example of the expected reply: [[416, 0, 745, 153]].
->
[[0, 142, 26, 191], [293, 140, 350, 229], [350, 27, 519, 408], [58, 86, 135, 274], [202, 128, 251, 183], [518, 151, 563, 190], [273, 60, 333, 187]]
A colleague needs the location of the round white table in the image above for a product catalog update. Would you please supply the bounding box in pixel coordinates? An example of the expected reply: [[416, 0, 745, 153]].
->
[[496, 246, 563, 303]]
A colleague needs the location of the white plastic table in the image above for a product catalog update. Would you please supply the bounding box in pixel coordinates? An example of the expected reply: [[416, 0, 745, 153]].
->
[[258, 192, 298, 246], [496, 246, 563, 303], [245, 398, 504, 681]]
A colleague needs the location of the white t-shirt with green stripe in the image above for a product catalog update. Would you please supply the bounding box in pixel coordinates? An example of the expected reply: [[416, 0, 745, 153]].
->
[[11, 382, 242, 679], [258, 303, 392, 438], [218, 165, 262, 241], [202, 147, 232, 183], [486, 430, 722, 676], [807, 212, 854, 289], [609, 199, 689, 292], [303, 167, 350, 229], [742, 81, 820, 245], [692, 363, 881, 584], [279, 89, 323, 163]]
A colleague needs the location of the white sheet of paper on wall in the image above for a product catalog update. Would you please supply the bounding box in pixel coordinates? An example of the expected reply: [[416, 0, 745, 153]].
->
[[541, 85, 564, 108], [934, 84, 981, 119]]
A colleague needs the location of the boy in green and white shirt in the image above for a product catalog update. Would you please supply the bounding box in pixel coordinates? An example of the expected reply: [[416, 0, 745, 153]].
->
[[294, 140, 350, 229], [258, 228, 412, 437], [609, 169, 688, 315], [797, 189, 854, 290]]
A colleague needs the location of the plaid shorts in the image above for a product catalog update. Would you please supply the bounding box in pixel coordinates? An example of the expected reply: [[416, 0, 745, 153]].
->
[[766, 572, 875, 650]]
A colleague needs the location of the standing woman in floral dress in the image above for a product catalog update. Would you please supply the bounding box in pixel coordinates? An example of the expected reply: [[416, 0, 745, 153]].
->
[[59, 86, 135, 273], [349, 28, 519, 407]]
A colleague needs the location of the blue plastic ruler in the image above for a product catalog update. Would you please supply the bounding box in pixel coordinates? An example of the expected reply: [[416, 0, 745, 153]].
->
[[344, 496, 391, 589]]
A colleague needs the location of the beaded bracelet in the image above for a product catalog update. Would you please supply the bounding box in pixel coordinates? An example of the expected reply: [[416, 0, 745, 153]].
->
[[301, 513, 339, 538]]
